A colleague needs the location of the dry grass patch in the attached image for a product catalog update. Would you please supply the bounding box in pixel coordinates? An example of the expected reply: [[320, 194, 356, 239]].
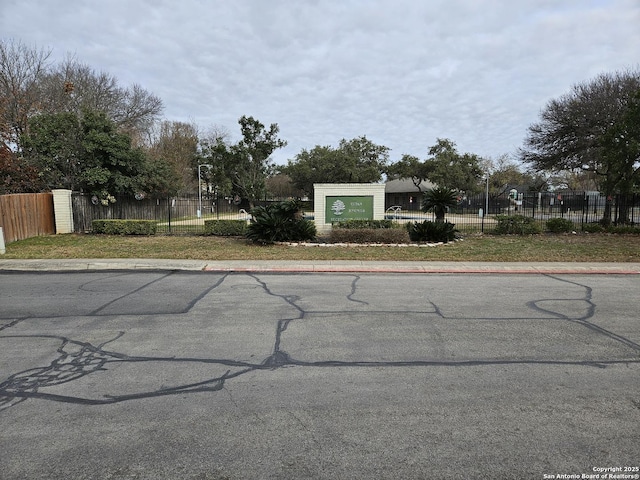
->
[[2, 232, 640, 263]]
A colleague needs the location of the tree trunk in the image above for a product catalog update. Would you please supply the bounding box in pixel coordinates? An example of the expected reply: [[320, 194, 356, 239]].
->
[[615, 194, 631, 225], [601, 197, 613, 226]]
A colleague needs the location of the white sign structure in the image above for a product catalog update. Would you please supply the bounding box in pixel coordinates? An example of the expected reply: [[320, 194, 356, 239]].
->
[[313, 183, 386, 234]]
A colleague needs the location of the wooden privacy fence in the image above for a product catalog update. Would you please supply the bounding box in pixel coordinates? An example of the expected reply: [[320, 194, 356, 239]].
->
[[0, 193, 55, 243]]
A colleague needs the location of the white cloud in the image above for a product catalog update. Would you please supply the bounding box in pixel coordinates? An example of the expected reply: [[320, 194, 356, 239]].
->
[[2, 0, 639, 164]]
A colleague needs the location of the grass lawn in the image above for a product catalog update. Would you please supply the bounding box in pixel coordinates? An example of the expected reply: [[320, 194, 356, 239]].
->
[[2, 233, 640, 262]]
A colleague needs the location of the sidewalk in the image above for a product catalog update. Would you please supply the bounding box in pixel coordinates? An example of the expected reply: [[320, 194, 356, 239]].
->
[[1, 258, 639, 274]]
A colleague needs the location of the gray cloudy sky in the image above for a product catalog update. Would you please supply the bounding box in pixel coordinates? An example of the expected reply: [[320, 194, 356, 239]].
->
[[2, 0, 639, 165]]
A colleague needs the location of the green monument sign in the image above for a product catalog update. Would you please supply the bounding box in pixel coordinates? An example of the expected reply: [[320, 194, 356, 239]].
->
[[325, 195, 374, 223]]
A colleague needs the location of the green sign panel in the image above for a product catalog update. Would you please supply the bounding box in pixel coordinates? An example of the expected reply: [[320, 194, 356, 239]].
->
[[325, 196, 374, 223]]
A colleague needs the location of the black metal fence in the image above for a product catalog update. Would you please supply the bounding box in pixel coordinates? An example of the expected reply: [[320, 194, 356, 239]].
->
[[72, 191, 640, 235], [388, 191, 640, 232]]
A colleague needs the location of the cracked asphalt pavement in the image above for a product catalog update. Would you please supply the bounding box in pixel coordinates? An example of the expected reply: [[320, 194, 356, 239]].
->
[[1, 270, 639, 479]]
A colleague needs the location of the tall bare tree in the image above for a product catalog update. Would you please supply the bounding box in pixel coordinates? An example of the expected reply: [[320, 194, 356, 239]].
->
[[0, 39, 52, 150], [147, 121, 199, 194], [38, 57, 163, 144], [1, 40, 163, 153]]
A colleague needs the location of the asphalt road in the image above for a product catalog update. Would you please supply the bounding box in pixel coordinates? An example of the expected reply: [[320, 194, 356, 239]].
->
[[1, 270, 639, 480]]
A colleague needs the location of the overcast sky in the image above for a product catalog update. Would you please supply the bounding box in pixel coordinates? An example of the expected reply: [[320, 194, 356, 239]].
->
[[1, 0, 639, 166]]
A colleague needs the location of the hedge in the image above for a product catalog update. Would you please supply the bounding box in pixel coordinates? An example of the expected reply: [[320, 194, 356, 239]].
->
[[329, 228, 410, 244], [606, 225, 640, 234], [494, 215, 542, 235], [583, 223, 640, 234], [91, 219, 157, 235], [406, 221, 459, 243], [333, 219, 395, 229], [203, 219, 248, 236], [546, 217, 576, 233]]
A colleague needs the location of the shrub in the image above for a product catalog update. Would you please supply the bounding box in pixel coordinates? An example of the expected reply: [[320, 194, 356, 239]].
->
[[329, 228, 410, 244], [582, 223, 605, 233], [494, 215, 541, 235], [246, 199, 316, 244], [334, 219, 395, 229], [203, 220, 247, 236], [607, 225, 640, 234], [91, 219, 157, 235], [422, 187, 458, 222], [546, 217, 575, 233], [406, 220, 458, 243], [582, 223, 640, 234]]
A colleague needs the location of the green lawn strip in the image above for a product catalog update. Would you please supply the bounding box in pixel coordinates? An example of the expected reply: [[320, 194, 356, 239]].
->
[[3, 233, 640, 262]]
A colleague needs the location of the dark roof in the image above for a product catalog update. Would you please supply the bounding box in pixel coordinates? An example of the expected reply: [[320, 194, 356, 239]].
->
[[385, 178, 434, 193]]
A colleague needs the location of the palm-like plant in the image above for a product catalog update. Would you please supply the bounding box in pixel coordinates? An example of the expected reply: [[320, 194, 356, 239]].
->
[[246, 199, 316, 244], [421, 187, 458, 222]]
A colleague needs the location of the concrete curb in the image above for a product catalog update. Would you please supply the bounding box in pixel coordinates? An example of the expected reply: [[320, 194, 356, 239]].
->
[[1, 259, 640, 274]]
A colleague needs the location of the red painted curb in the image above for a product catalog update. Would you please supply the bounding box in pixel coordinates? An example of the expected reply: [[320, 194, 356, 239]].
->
[[202, 266, 640, 274]]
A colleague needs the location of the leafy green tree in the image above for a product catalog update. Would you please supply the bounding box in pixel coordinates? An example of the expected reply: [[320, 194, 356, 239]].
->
[[0, 143, 46, 193], [139, 154, 180, 197], [385, 154, 432, 193], [71, 109, 148, 198], [20, 111, 83, 190], [338, 136, 390, 178], [425, 138, 484, 194], [207, 116, 286, 209], [282, 145, 343, 196], [421, 186, 458, 222], [599, 89, 640, 223], [521, 69, 640, 224], [385, 139, 483, 194], [283, 136, 389, 196], [21, 109, 172, 199], [197, 130, 233, 199]]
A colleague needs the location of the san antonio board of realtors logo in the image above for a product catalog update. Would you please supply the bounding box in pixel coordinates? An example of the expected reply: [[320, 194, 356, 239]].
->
[[331, 199, 346, 216]]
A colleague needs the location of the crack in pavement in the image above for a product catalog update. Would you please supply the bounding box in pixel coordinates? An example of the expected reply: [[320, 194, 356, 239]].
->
[[1, 272, 639, 411]]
